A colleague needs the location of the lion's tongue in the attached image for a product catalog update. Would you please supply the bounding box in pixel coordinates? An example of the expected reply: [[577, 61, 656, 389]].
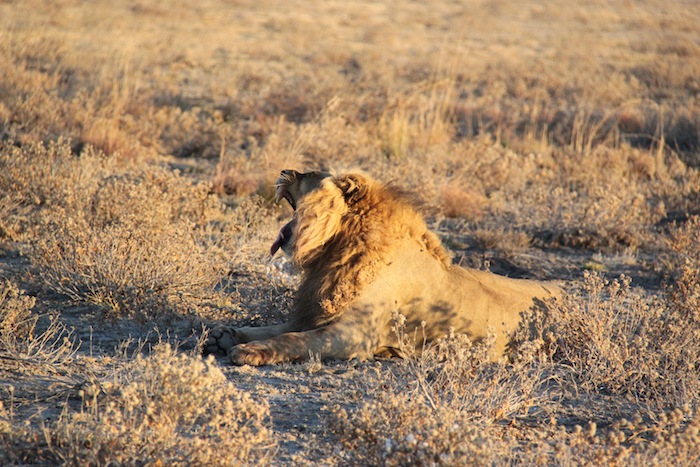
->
[[270, 221, 294, 256], [270, 232, 284, 256]]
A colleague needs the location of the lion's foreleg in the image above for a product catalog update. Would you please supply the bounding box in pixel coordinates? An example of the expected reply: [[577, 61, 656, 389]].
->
[[204, 322, 293, 355], [228, 321, 377, 366]]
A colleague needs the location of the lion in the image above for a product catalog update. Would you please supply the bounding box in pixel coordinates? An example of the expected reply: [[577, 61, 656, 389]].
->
[[205, 169, 561, 365]]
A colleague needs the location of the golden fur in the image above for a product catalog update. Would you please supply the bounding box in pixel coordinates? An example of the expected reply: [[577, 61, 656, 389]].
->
[[205, 170, 560, 365]]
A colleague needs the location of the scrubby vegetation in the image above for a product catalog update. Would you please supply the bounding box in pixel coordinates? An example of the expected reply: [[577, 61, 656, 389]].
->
[[1, 0, 699, 464]]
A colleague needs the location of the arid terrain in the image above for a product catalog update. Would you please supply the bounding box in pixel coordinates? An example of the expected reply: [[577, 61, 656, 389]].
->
[[1, 0, 700, 464]]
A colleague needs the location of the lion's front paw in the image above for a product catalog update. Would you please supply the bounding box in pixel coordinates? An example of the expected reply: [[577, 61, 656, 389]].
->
[[228, 343, 273, 366], [203, 327, 245, 355]]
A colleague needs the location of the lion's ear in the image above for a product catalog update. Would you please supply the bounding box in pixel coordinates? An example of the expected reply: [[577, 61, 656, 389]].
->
[[336, 174, 368, 205], [292, 179, 348, 265]]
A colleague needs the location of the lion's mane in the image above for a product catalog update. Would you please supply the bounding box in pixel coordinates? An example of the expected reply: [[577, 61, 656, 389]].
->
[[290, 173, 449, 328]]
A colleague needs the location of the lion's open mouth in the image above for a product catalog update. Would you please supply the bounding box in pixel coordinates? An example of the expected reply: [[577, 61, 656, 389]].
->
[[275, 184, 297, 211], [279, 192, 296, 210]]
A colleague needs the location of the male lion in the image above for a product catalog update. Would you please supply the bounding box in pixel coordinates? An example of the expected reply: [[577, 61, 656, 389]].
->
[[206, 170, 560, 365]]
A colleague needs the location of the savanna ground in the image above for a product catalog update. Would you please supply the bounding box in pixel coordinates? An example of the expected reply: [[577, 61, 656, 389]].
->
[[1, 0, 700, 464]]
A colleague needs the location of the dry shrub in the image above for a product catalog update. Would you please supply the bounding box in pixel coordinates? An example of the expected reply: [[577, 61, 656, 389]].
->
[[2, 344, 274, 465], [541, 273, 670, 399], [471, 225, 532, 254], [331, 392, 497, 466], [33, 213, 215, 316], [433, 139, 669, 253], [0, 34, 69, 146], [288, 98, 374, 164], [625, 407, 700, 465], [0, 23, 236, 162], [211, 195, 279, 266], [154, 105, 225, 159], [4, 139, 278, 318], [664, 216, 700, 317], [0, 193, 30, 242], [0, 139, 114, 216], [213, 155, 272, 198], [0, 281, 34, 344], [212, 118, 303, 197], [330, 316, 545, 465], [514, 406, 700, 465], [507, 146, 675, 252], [0, 280, 78, 371], [421, 138, 678, 254], [31, 164, 222, 316], [559, 406, 700, 465], [212, 100, 371, 197], [332, 393, 700, 466], [0, 31, 151, 160], [440, 183, 485, 219], [1, 139, 227, 316], [388, 324, 543, 423], [522, 268, 700, 409]]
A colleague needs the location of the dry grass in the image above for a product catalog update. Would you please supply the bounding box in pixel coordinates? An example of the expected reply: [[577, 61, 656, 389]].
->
[[1, 0, 700, 464], [1, 344, 275, 465], [330, 319, 545, 465], [518, 269, 700, 409], [0, 280, 78, 373], [331, 300, 700, 465]]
